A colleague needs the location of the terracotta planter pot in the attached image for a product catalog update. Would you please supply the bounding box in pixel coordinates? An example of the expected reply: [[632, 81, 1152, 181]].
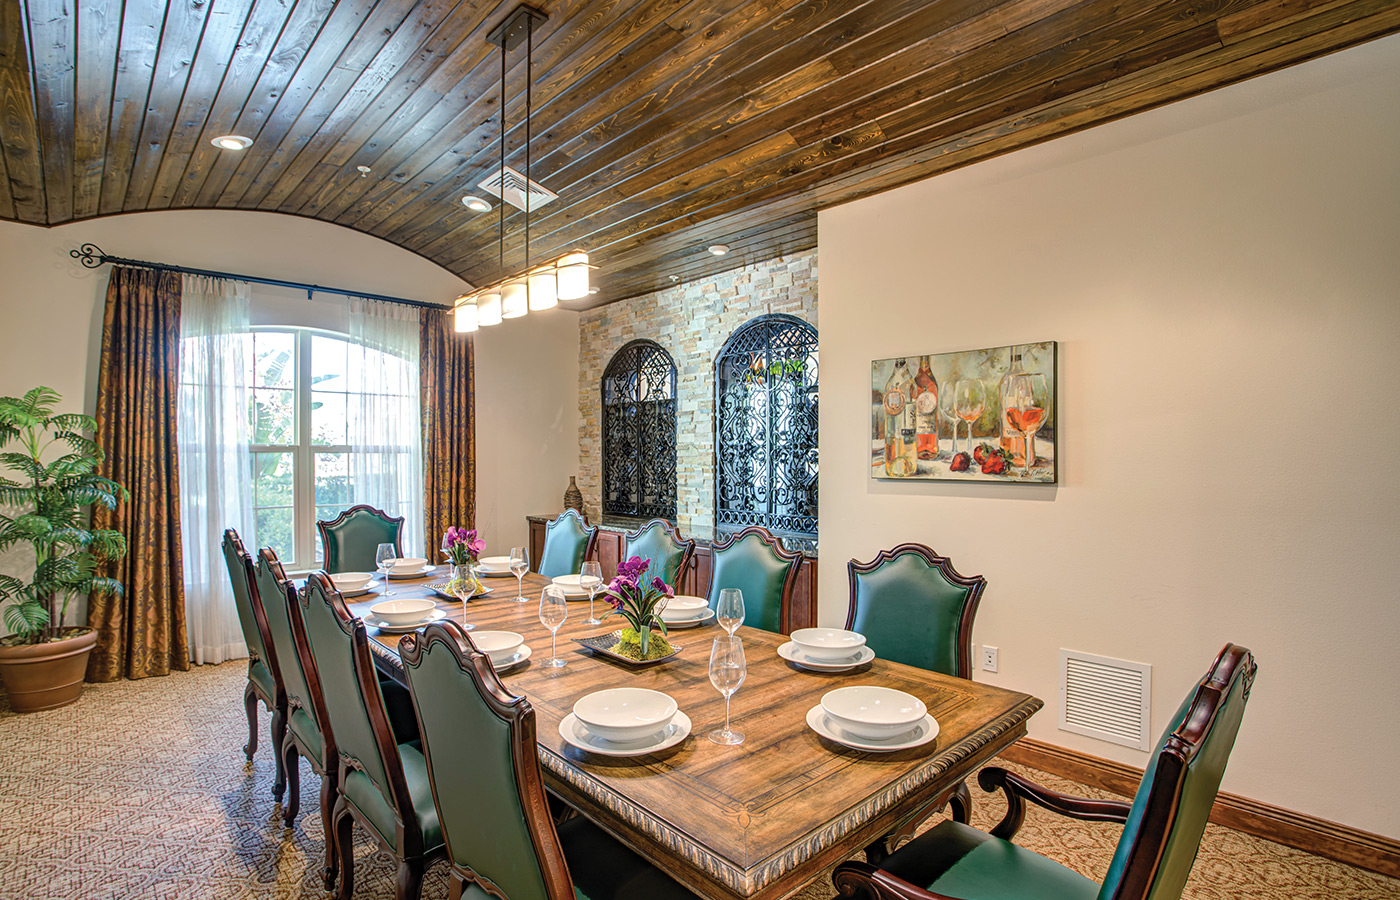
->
[[0, 628, 99, 713]]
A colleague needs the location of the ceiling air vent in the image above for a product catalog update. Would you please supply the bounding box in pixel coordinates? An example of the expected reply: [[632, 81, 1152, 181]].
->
[[477, 165, 558, 211], [1059, 649, 1152, 750]]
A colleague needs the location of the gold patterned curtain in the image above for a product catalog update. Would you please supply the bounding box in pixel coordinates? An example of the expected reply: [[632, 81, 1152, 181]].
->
[[420, 307, 476, 548], [86, 266, 190, 682]]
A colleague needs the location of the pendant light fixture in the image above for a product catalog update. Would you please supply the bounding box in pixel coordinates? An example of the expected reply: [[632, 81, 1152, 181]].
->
[[451, 4, 594, 332]]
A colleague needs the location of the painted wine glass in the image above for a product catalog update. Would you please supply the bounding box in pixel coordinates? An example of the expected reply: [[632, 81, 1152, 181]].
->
[[1003, 371, 1050, 477], [509, 546, 529, 602], [708, 634, 747, 745], [953, 380, 986, 454], [580, 560, 604, 625]]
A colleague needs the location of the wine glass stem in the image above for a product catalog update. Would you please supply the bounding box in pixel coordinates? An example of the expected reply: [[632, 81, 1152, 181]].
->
[[1025, 434, 1036, 476], [551, 630, 558, 660], [517, 574, 523, 599], [588, 593, 595, 620], [724, 693, 732, 735]]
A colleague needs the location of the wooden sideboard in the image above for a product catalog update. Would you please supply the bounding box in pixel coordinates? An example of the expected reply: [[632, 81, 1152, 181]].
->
[[527, 516, 820, 631]]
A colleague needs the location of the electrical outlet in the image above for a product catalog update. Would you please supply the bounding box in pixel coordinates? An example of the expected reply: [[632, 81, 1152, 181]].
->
[[981, 645, 999, 673]]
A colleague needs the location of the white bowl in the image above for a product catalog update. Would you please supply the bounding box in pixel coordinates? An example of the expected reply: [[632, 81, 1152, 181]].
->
[[330, 572, 373, 593], [790, 628, 867, 662], [666, 596, 709, 612], [369, 597, 438, 626], [388, 557, 428, 575], [572, 688, 678, 744], [477, 555, 512, 572], [820, 686, 927, 741], [660, 605, 708, 623], [470, 631, 524, 665]]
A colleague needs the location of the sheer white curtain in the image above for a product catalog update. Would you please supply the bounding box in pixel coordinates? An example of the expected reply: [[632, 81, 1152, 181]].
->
[[347, 298, 424, 557], [178, 274, 253, 665]]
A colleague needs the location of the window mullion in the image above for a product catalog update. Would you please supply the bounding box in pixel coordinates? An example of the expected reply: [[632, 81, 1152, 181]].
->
[[296, 330, 315, 569]]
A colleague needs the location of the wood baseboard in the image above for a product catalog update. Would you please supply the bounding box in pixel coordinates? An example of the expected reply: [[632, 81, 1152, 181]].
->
[[997, 738, 1400, 880]]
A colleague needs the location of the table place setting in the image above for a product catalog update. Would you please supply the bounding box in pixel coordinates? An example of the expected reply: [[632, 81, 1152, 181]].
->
[[778, 627, 877, 672], [658, 595, 715, 629], [805, 685, 940, 752], [471, 630, 532, 672], [559, 687, 692, 757], [362, 597, 448, 633], [329, 571, 379, 597], [474, 555, 517, 577]]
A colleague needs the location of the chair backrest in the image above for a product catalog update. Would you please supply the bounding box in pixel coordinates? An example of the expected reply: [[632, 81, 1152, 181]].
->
[[624, 519, 695, 587], [297, 572, 420, 852], [845, 543, 985, 678], [1100, 644, 1257, 900], [221, 529, 280, 689], [537, 509, 598, 579], [705, 526, 801, 634], [400, 623, 574, 900], [317, 504, 405, 574], [253, 549, 319, 752]]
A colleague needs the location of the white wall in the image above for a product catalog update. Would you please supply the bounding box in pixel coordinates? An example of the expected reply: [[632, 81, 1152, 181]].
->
[[819, 36, 1400, 838], [0, 210, 578, 615]]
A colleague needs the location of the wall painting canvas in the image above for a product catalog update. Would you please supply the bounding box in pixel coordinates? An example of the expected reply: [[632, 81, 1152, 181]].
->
[[871, 342, 1057, 484]]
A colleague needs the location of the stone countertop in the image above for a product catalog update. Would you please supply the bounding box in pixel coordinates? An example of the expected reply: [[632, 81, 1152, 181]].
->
[[527, 514, 818, 557]]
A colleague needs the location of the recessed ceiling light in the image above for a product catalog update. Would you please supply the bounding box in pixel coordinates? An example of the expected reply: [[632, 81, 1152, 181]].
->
[[708, 244, 729, 256], [462, 195, 492, 212], [211, 134, 253, 151]]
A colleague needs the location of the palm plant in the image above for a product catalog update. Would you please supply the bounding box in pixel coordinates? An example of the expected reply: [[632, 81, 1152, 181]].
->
[[0, 387, 128, 644]]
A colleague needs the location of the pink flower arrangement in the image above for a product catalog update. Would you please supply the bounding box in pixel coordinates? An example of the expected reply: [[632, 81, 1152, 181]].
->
[[602, 555, 674, 636], [442, 526, 485, 566]]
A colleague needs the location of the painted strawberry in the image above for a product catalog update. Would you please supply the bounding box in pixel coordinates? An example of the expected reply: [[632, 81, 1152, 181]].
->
[[950, 452, 971, 472], [973, 443, 995, 465], [981, 451, 1010, 475]]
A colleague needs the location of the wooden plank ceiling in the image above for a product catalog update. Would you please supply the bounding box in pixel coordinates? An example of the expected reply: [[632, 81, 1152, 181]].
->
[[3, 0, 1397, 308]]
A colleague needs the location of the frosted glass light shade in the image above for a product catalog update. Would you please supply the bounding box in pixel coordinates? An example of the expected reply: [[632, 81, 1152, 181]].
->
[[454, 300, 479, 333], [501, 281, 528, 318], [556, 251, 590, 300], [528, 267, 558, 310], [477, 291, 503, 326]]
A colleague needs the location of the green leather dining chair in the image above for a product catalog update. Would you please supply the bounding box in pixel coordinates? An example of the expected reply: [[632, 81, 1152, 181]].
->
[[845, 543, 986, 834], [298, 572, 445, 900], [706, 526, 801, 634], [252, 548, 339, 890], [317, 504, 404, 574], [221, 529, 286, 799], [536, 509, 599, 579], [398, 621, 701, 900], [833, 643, 1258, 900], [624, 518, 696, 587]]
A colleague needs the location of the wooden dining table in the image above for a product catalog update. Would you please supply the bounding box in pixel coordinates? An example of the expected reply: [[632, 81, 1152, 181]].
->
[[351, 568, 1042, 900]]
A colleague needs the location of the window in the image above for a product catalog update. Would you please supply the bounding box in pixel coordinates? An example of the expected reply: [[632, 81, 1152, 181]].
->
[[715, 314, 818, 540], [246, 327, 419, 569], [602, 340, 677, 520]]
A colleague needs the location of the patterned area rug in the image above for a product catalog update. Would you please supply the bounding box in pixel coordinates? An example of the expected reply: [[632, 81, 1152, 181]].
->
[[0, 662, 1393, 899]]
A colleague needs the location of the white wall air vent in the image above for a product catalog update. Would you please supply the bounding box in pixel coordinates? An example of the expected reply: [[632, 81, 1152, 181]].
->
[[477, 165, 558, 211], [1059, 649, 1152, 750]]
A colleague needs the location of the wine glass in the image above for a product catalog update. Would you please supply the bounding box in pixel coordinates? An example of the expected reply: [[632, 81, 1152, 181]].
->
[[939, 383, 959, 455], [539, 585, 568, 668], [708, 634, 747, 745], [716, 588, 744, 635], [375, 543, 397, 596], [1003, 372, 1050, 478], [451, 563, 477, 632], [580, 561, 604, 625], [509, 547, 529, 602], [953, 380, 986, 454]]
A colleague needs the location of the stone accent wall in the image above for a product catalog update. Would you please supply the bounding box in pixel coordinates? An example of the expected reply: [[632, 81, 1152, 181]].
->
[[578, 252, 817, 539]]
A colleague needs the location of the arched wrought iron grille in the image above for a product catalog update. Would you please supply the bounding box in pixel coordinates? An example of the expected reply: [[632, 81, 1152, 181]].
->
[[715, 314, 818, 539], [602, 340, 677, 520]]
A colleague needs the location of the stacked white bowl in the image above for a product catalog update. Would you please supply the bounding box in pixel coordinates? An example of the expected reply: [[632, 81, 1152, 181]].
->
[[820, 686, 927, 741], [573, 688, 678, 744], [369, 598, 437, 626], [659, 596, 709, 624], [330, 572, 373, 594], [471, 631, 525, 666], [388, 557, 428, 576], [789, 628, 866, 662]]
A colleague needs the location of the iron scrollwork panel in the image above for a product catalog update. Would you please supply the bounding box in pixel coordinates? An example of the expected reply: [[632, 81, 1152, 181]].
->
[[602, 341, 677, 520], [715, 314, 818, 538]]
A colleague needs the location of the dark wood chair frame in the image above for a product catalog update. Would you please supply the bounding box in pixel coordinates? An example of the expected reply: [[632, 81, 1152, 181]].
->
[[709, 525, 803, 634], [832, 644, 1258, 900], [623, 517, 697, 584], [301, 571, 447, 900], [316, 503, 406, 567], [539, 508, 599, 573], [845, 543, 988, 854], [225, 529, 287, 800], [399, 623, 577, 900], [259, 548, 341, 891]]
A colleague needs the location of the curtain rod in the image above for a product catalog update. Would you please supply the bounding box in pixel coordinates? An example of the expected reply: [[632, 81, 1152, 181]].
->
[[69, 243, 451, 312]]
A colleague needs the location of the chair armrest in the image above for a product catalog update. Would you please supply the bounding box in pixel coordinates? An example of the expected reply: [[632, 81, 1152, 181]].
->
[[977, 766, 1131, 840], [833, 860, 965, 900]]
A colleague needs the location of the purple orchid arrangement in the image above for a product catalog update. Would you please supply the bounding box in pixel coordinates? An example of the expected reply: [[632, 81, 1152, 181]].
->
[[602, 555, 675, 648], [441, 526, 485, 567]]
